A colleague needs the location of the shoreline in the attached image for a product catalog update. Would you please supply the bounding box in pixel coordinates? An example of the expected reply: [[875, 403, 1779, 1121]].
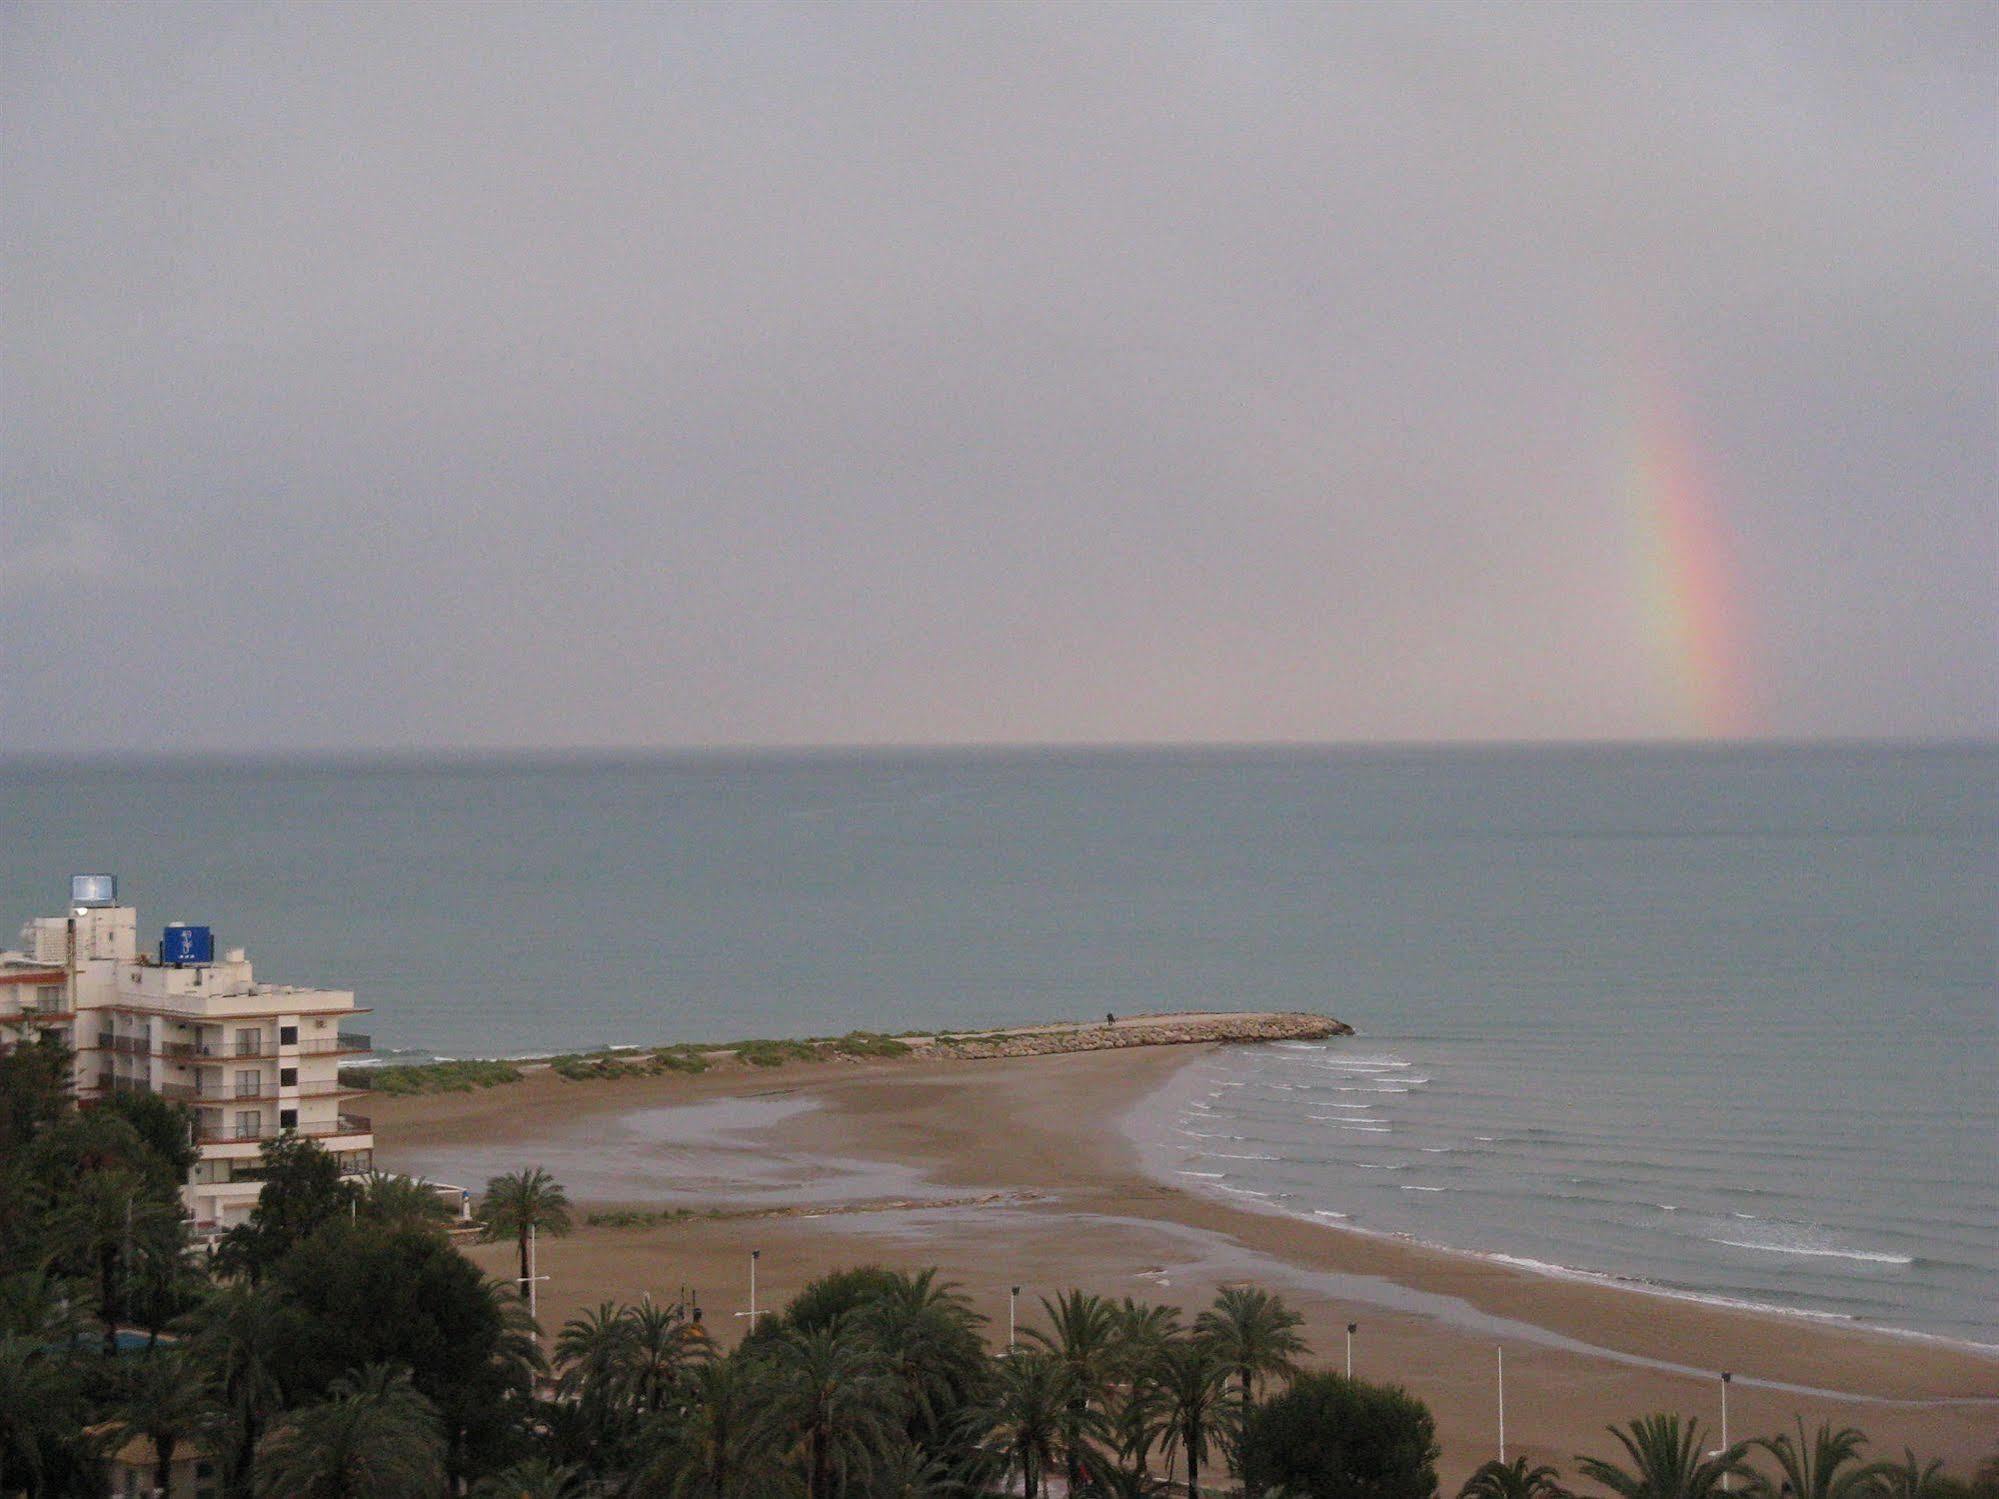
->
[[1118, 1054, 1999, 1360], [373, 1040, 1999, 1483]]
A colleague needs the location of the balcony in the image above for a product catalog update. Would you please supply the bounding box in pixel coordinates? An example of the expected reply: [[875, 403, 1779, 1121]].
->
[[1, 1006, 72, 1025], [297, 1032, 370, 1056], [193, 1111, 371, 1145]]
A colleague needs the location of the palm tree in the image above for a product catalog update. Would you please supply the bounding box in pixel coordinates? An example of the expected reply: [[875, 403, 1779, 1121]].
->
[[1194, 1286, 1304, 1404], [1865, 1450, 1953, 1499], [0, 1333, 91, 1499], [1134, 1337, 1238, 1499], [1748, 1421, 1888, 1499], [556, 1298, 634, 1443], [355, 1171, 453, 1230], [870, 1440, 967, 1496], [623, 1297, 706, 1416], [184, 1282, 301, 1489], [253, 1364, 446, 1499], [752, 1319, 903, 1499], [1026, 1289, 1125, 1492], [627, 1352, 784, 1498], [41, 1168, 181, 1356], [471, 1458, 585, 1497], [1461, 1455, 1570, 1499], [108, 1348, 222, 1499], [1578, 1415, 1750, 1499], [478, 1167, 571, 1303], [860, 1269, 990, 1455], [969, 1348, 1084, 1499]]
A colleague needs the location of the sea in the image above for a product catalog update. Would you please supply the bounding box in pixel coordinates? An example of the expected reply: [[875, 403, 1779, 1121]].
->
[[2, 744, 1993, 1346]]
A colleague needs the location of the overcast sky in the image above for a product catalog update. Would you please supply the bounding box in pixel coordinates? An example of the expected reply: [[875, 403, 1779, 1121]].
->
[[4, 2, 1993, 753]]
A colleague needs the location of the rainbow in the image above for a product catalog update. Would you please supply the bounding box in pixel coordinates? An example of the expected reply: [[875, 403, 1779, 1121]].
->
[[1625, 366, 1758, 738]]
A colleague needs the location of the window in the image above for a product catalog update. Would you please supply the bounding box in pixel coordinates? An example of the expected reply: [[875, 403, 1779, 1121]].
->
[[236, 1110, 261, 1139], [280, 1025, 298, 1045], [235, 1028, 261, 1056], [279, 1067, 297, 1087], [235, 1070, 261, 1098], [279, 1108, 298, 1130]]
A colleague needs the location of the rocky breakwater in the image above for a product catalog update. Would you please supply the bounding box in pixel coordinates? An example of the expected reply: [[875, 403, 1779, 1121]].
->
[[929, 1011, 1351, 1061]]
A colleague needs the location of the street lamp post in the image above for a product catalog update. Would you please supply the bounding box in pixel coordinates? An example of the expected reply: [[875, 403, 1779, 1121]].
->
[[1497, 1346, 1506, 1462], [750, 1248, 760, 1332], [524, 1224, 551, 1321], [1009, 1285, 1020, 1353], [1720, 1371, 1732, 1490], [1346, 1322, 1357, 1378]]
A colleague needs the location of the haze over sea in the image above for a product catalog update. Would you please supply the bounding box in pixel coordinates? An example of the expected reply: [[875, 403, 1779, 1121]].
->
[[3, 744, 1993, 1344]]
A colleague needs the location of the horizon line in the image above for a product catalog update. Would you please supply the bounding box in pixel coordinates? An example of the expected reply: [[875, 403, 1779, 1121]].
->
[[4, 732, 1995, 768]]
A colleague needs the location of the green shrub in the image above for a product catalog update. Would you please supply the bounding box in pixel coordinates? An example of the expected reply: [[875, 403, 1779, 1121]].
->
[[651, 1048, 710, 1074], [355, 1059, 523, 1095], [825, 1031, 912, 1059], [1238, 1371, 1440, 1499], [732, 1039, 820, 1068]]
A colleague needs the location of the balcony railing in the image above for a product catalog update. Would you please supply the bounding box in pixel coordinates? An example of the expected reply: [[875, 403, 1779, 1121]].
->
[[1, 1005, 72, 1024], [192, 1112, 371, 1145], [297, 1032, 370, 1056]]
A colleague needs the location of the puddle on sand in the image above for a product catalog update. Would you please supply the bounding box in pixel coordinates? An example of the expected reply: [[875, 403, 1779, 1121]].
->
[[384, 1093, 959, 1208]]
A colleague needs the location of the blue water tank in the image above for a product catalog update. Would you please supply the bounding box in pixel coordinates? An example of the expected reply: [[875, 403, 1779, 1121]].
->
[[161, 924, 215, 965]]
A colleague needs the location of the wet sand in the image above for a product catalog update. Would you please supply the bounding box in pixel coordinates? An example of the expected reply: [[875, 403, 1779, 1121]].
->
[[374, 1046, 1999, 1486]]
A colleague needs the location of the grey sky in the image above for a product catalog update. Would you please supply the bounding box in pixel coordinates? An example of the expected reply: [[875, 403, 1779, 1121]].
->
[[4, 2, 1993, 752]]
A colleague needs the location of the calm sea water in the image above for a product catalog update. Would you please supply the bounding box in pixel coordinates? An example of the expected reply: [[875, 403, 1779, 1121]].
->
[[3, 745, 1993, 1343]]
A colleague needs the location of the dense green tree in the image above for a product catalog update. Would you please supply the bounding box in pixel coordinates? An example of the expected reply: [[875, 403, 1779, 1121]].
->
[[768, 1265, 907, 1339], [272, 1221, 544, 1484], [216, 1135, 357, 1282], [479, 1166, 572, 1304], [1195, 1286, 1305, 1404], [253, 1363, 446, 1499], [0, 1041, 72, 1277], [1459, 1455, 1570, 1499], [1577, 1415, 1750, 1499], [1238, 1370, 1440, 1499], [0, 1034, 71, 1154], [97, 1089, 199, 1183], [1748, 1421, 1889, 1499]]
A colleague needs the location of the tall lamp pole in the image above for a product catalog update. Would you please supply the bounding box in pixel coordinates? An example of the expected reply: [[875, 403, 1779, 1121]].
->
[[1009, 1285, 1020, 1353], [1497, 1347, 1506, 1462], [524, 1224, 551, 1321], [1720, 1371, 1732, 1490], [1346, 1322, 1357, 1378], [750, 1248, 760, 1332]]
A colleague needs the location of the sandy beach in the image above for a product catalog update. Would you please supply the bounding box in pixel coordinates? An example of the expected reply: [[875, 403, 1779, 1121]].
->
[[373, 1040, 1999, 1486]]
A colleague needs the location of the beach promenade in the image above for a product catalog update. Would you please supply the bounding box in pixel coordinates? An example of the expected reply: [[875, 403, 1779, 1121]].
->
[[373, 1027, 1999, 1487]]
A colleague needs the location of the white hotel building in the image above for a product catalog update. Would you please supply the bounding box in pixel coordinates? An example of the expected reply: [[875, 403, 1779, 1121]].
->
[[0, 877, 373, 1234]]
